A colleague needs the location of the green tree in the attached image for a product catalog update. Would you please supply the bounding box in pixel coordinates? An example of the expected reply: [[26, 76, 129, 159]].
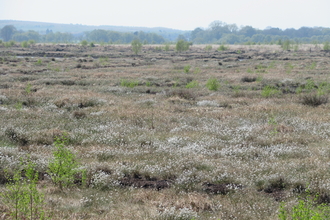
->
[[1, 161, 46, 220], [0, 25, 17, 41], [48, 134, 80, 190], [80, 40, 88, 46], [323, 42, 330, 51], [176, 39, 190, 52], [131, 39, 142, 55]]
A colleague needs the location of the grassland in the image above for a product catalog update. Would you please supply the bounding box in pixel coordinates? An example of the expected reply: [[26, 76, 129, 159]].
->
[[1, 43, 330, 219]]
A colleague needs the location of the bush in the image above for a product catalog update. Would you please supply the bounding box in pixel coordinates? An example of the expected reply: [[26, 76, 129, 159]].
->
[[0, 161, 47, 219], [21, 41, 29, 48], [300, 93, 328, 107], [131, 39, 142, 55], [5, 127, 29, 146], [176, 39, 190, 52], [241, 76, 257, 82], [35, 59, 42, 66], [281, 40, 291, 50], [204, 45, 212, 52], [9, 40, 16, 46], [218, 44, 228, 51], [323, 42, 330, 51], [81, 40, 88, 46], [206, 77, 220, 91], [261, 85, 281, 98], [164, 43, 170, 51], [48, 134, 83, 190], [183, 65, 191, 73], [185, 80, 199, 89], [279, 194, 330, 220], [120, 79, 139, 88], [28, 39, 35, 45]]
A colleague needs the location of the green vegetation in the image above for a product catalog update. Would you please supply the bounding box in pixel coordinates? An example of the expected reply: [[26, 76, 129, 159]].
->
[[185, 80, 199, 89], [206, 77, 220, 91], [261, 85, 281, 98], [183, 65, 191, 73], [193, 67, 201, 74], [164, 43, 171, 51], [25, 83, 32, 95], [279, 194, 330, 220], [131, 39, 142, 55], [21, 41, 29, 48], [204, 45, 212, 52], [218, 44, 228, 51], [176, 39, 190, 52], [1, 161, 47, 219], [48, 134, 82, 190], [80, 40, 88, 46], [121, 79, 139, 88], [35, 59, 42, 66], [281, 40, 291, 50], [323, 42, 330, 51]]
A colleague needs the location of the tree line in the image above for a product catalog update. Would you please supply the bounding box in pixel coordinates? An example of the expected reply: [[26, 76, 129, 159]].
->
[[191, 21, 330, 44], [0, 25, 166, 44], [1, 21, 330, 45]]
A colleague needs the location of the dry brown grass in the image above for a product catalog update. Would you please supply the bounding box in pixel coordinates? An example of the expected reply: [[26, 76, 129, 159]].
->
[[1, 43, 330, 219]]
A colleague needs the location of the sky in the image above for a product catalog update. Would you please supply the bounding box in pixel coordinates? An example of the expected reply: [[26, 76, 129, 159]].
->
[[0, 0, 329, 30]]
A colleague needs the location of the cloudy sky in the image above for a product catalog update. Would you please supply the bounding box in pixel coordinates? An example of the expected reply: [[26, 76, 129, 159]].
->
[[0, 0, 329, 30]]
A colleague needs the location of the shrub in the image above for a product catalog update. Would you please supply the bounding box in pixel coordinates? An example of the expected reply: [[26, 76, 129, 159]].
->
[[279, 194, 330, 220], [0, 161, 47, 219], [164, 43, 170, 51], [194, 67, 201, 74], [4, 42, 12, 48], [217, 44, 228, 51], [28, 39, 35, 45], [35, 59, 42, 66], [204, 45, 212, 52], [176, 39, 190, 52], [81, 40, 88, 46], [323, 42, 330, 51], [48, 134, 82, 190], [261, 85, 280, 98], [131, 39, 142, 55], [300, 93, 328, 107], [4, 127, 29, 146], [183, 65, 191, 73], [281, 40, 291, 50], [206, 77, 220, 91], [185, 80, 199, 89], [120, 79, 139, 88], [241, 76, 257, 82], [9, 40, 16, 46], [21, 41, 29, 48]]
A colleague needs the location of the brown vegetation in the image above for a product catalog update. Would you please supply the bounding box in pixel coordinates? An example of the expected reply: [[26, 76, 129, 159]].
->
[[1, 43, 330, 219]]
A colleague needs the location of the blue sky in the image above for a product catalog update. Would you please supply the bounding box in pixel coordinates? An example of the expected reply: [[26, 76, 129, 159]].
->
[[0, 0, 329, 30]]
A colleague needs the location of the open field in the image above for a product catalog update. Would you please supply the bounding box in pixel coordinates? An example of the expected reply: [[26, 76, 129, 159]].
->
[[1, 43, 330, 219]]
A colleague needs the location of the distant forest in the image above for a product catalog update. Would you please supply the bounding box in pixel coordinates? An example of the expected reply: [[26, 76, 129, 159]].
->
[[191, 21, 330, 44], [1, 20, 330, 44]]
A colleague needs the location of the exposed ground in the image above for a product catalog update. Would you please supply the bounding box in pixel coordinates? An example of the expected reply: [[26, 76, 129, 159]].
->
[[1, 43, 330, 219]]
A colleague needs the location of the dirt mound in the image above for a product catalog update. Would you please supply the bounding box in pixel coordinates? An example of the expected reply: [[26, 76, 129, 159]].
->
[[202, 182, 242, 195], [120, 174, 172, 190]]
